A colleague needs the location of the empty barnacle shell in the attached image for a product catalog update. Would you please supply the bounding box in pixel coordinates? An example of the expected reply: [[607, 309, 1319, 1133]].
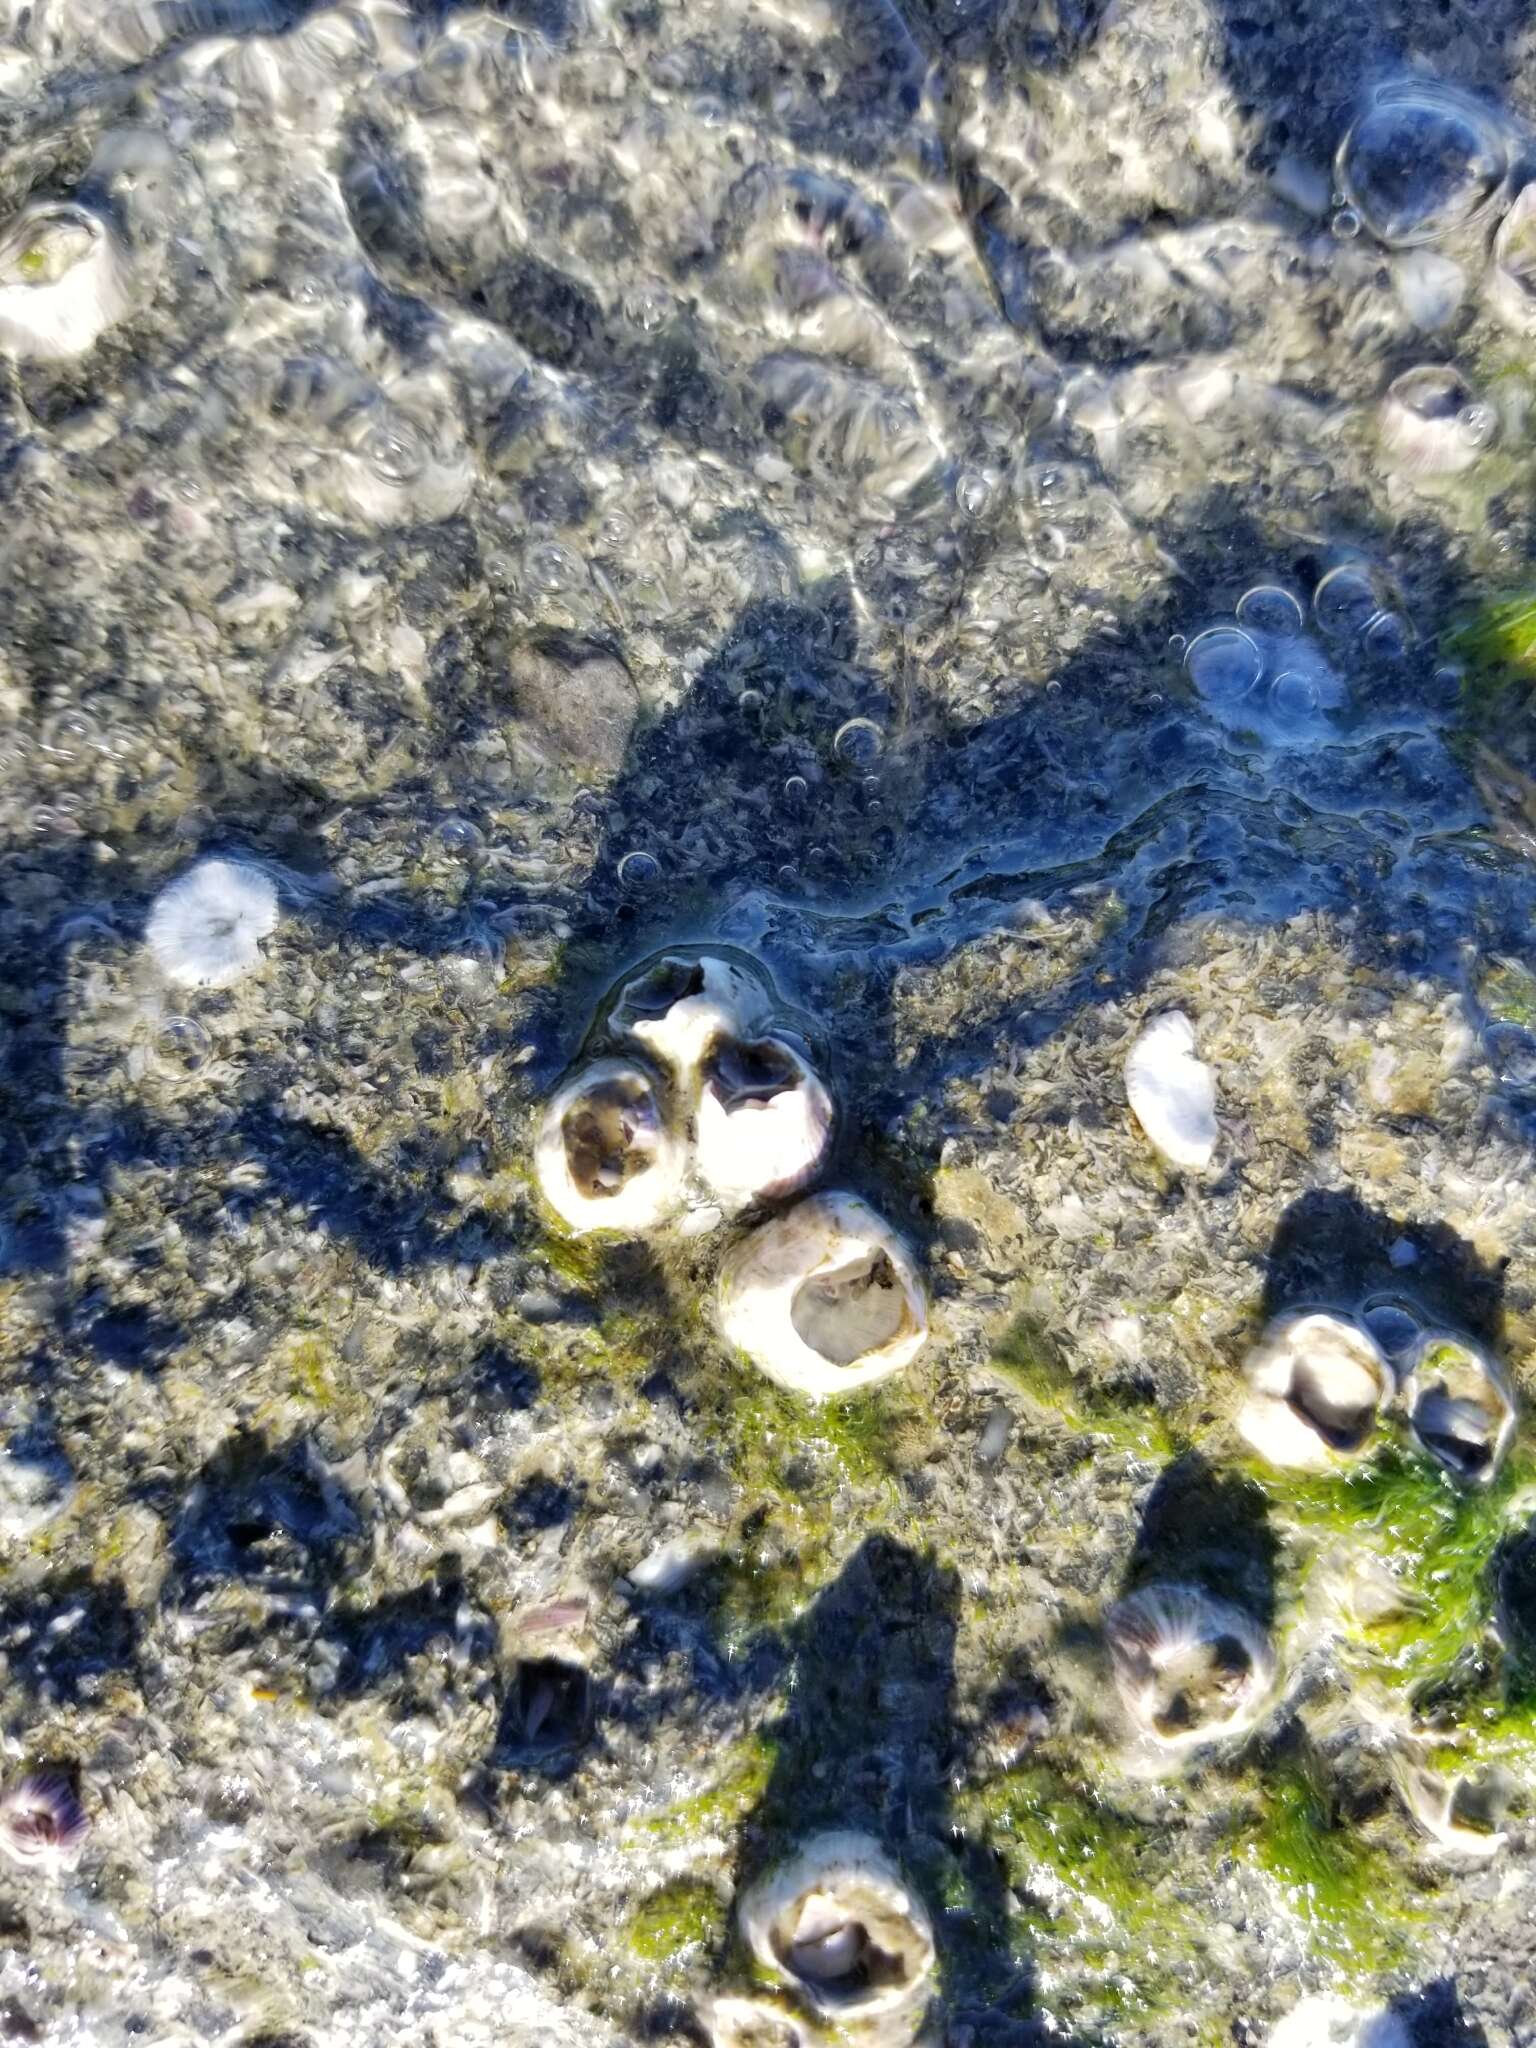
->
[[1105, 1584, 1276, 1750], [695, 1034, 834, 1208], [0, 199, 132, 361], [707, 1995, 812, 2048], [145, 856, 280, 989], [717, 1191, 927, 1399], [610, 950, 774, 1075], [737, 1831, 936, 2026], [1237, 1311, 1395, 1472], [0, 1767, 89, 1872], [1490, 181, 1536, 333], [1393, 1755, 1513, 1859], [1402, 1332, 1516, 1485], [1124, 1011, 1217, 1172], [534, 1056, 685, 1235], [1378, 364, 1492, 477]]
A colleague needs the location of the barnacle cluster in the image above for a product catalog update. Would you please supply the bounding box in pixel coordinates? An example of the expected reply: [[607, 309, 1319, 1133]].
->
[[535, 948, 928, 1400]]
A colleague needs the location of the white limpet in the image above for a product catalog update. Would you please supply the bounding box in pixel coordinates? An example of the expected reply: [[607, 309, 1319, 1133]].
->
[[1237, 1311, 1395, 1472], [534, 1057, 685, 1236], [737, 1831, 935, 2025], [145, 858, 280, 989], [1402, 1331, 1516, 1486], [695, 1035, 834, 1209], [706, 1996, 811, 2048], [1124, 1011, 1217, 1171], [614, 953, 774, 1075], [1378, 364, 1490, 477], [718, 1192, 927, 1400], [1489, 180, 1536, 334], [0, 201, 132, 362], [1104, 1583, 1276, 1750], [1393, 1754, 1512, 1860]]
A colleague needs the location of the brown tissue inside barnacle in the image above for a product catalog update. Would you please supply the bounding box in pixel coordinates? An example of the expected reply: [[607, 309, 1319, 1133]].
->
[[790, 1248, 905, 1365], [1149, 1633, 1254, 1738], [562, 1077, 657, 1198]]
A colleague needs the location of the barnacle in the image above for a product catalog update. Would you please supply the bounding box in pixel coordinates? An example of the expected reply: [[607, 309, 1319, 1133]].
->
[[718, 1192, 927, 1399], [534, 1056, 686, 1235], [0, 200, 132, 361], [1378, 365, 1492, 478], [736, 1831, 935, 2027], [0, 1768, 89, 1872], [695, 1034, 834, 1209], [144, 857, 280, 989], [1401, 1333, 1516, 1486], [1105, 1584, 1276, 1750], [1237, 1312, 1396, 1472]]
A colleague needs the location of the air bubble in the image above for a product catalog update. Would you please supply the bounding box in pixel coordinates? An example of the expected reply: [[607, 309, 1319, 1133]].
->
[[156, 1015, 211, 1075], [362, 420, 423, 486], [1331, 206, 1362, 240], [524, 540, 583, 594], [1458, 401, 1500, 449], [1185, 625, 1264, 707], [738, 688, 765, 714], [955, 469, 992, 517], [1268, 672, 1319, 719], [833, 718, 884, 767], [1364, 609, 1410, 659], [1337, 78, 1509, 248], [1167, 632, 1187, 654], [42, 709, 99, 759], [1313, 564, 1380, 639], [625, 284, 670, 332], [783, 775, 809, 803], [1236, 585, 1305, 638], [617, 850, 660, 890], [437, 817, 484, 854]]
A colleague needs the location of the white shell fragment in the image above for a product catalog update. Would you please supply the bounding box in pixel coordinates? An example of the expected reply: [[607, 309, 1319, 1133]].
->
[[1237, 1311, 1395, 1471], [718, 1192, 927, 1399], [1268, 1999, 1411, 2048], [695, 1035, 834, 1209], [145, 857, 280, 988], [1489, 180, 1536, 333], [1402, 1332, 1516, 1486], [1394, 1755, 1513, 1860], [1105, 1583, 1277, 1750], [535, 1057, 686, 1236], [1378, 364, 1491, 477], [737, 1831, 936, 2026], [0, 199, 132, 361], [614, 951, 774, 1074], [1124, 1011, 1218, 1171]]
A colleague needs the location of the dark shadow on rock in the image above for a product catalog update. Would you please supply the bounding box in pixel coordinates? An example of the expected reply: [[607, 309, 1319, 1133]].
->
[[1123, 1447, 1279, 1625], [736, 1535, 1042, 2037], [1390, 1977, 1492, 2048], [323, 1562, 493, 1702], [168, 1427, 363, 1599], [0, 1571, 141, 1707], [1261, 1187, 1507, 1350]]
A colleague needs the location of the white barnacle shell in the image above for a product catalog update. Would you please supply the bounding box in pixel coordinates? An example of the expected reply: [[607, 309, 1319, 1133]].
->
[[1393, 1754, 1512, 1859], [1378, 364, 1492, 477], [1489, 180, 1536, 334], [1236, 1311, 1395, 1472], [0, 1768, 89, 1872], [1105, 1584, 1276, 1751], [695, 1034, 834, 1209], [612, 952, 774, 1076], [145, 857, 280, 989], [1267, 1999, 1411, 2048], [707, 1995, 812, 2048], [534, 1056, 685, 1236], [737, 1831, 936, 2026], [717, 1192, 927, 1400], [1402, 1332, 1516, 1485], [1124, 1011, 1217, 1171], [0, 199, 132, 362]]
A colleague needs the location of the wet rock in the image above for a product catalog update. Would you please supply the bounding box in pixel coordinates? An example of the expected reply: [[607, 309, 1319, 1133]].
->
[[504, 635, 638, 785]]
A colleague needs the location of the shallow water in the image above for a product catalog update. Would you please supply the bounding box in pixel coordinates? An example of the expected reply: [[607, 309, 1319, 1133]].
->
[[4, 0, 1536, 2042]]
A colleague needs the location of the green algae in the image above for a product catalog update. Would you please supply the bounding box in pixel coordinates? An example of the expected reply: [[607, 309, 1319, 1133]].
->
[[1449, 586, 1536, 715], [627, 1734, 777, 1848], [625, 1877, 728, 1965], [992, 1314, 1180, 1461]]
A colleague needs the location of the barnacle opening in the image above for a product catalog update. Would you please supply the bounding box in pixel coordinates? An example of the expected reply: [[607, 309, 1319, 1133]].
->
[[1404, 1335, 1515, 1484], [500, 1655, 591, 1756], [790, 1246, 909, 1366], [1107, 1585, 1276, 1750], [739, 1832, 936, 2021]]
